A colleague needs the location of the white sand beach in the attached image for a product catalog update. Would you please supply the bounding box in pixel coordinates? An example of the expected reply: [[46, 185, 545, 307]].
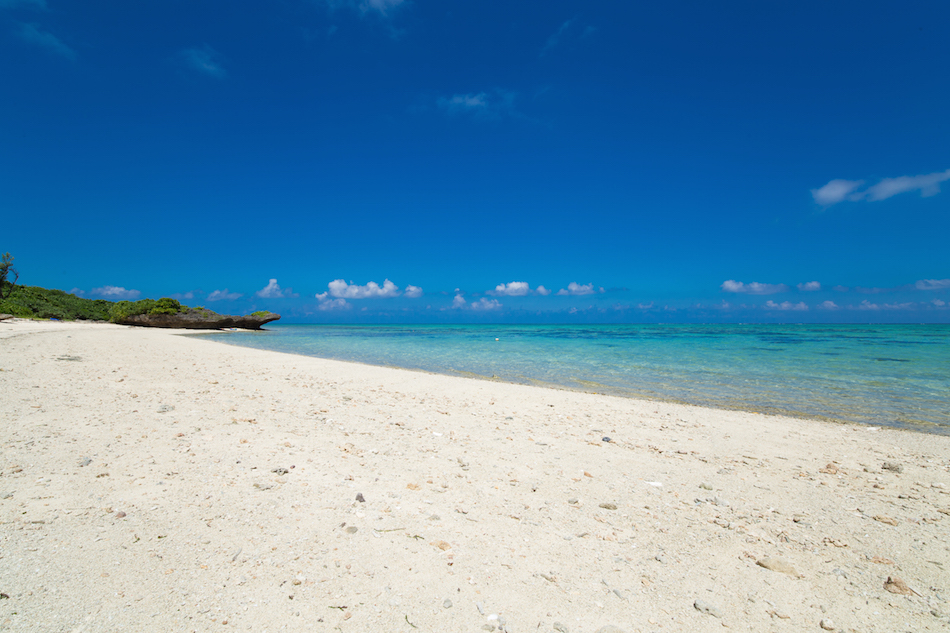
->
[[1, 320, 948, 633]]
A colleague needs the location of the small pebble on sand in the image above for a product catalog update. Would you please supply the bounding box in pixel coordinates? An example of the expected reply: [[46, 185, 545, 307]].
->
[[694, 599, 723, 618], [757, 557, 800, 578]]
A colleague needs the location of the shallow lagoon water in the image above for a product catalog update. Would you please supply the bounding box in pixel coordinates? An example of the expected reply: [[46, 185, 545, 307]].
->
[[197, 324, 950, 434]]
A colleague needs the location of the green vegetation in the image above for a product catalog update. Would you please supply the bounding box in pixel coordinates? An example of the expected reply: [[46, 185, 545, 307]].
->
[[0, 285, 113, 320], [109, 297, 183, 321], [0, 254, 273, 324], [250, 310, 271, 317], [0, 273, 182, 322], [0, 253, 18, 300], [0, 288, 187, 322]]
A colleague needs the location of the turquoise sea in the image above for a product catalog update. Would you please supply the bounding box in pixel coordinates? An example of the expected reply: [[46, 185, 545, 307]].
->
[[197, 324, 950, 434]]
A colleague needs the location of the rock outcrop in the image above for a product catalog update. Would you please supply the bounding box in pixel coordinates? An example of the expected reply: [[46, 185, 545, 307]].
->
[[117, 308, 280, 330]]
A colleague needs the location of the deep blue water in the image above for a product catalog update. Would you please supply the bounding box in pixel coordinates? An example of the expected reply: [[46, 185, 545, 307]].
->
[[195, 324, 950, 434]]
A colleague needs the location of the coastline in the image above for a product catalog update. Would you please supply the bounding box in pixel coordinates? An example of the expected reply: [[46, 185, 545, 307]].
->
[[1, 320, 949, 632], [194, 323, 950, 434]]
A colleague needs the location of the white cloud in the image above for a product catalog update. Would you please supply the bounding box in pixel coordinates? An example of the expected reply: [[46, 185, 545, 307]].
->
[[853, 299, 914, 310], [797, 281, 821, 291], [404, 285, 423, 298], [470, 298, 502, 311], [207, 289, 242, 302], [317, 279, 401, 299], [765, 300, 808, 311], [721, 280, 789, 295], [18, 23, 75, 60], [488, 281, 530, 297], [811, 179, 863, 205], [437, 89, 517, 119], [180, 45, 226, 78], [69, 287, 84, 296], [932, 299, 946, 307], [557, 282, 598, 296], [865, 169, 950, 201], [256, 278, 298, 299], [171, 291, 195, 301], [638, 302, 654, 309], [317, 298, 349, 311], [817, 300, 839, 310], [91, 286, 141, 300], [915, 278, 950, 291], [487, 281, 550, 297], [812, 168, 950, 205], [447, 294, 501, 311]]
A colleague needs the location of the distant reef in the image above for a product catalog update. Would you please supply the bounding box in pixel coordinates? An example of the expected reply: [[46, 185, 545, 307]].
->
[[0, 286, 279, 330], [117, 307, 279, 330]]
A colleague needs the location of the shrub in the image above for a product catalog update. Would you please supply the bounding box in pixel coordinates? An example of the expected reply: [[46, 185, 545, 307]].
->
[[0, 285, 112, 320], [148, 297, 182, 315]]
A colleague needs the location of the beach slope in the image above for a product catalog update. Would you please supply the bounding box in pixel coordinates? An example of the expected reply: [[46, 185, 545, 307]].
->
[[1, 320, 948, 632]]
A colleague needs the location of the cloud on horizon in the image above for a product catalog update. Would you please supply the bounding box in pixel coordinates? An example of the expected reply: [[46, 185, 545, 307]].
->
[[488, 281, 530, 297], [721, 280, 789, 295], [256, 278, 298, 299], [818, 300, 839, 310], [90, 285, 140, 300], [557, 282, 601, 296], [317, 278, 403, 300], [487, 281, 550, 297], [855, 299, 915, 311], [317, 298, 349, 311], [180, 45, 227, 78], [470, 297, 502, 311], [448, 294, 502, 311], [18, 23, 75, 59], [404, 285, 423, 298], [764, 300, 808, 311], [812, 168, 950, 205], [915, 278, 950, 291], [206, 289, 242, 302], [797, 281, 820, 291]]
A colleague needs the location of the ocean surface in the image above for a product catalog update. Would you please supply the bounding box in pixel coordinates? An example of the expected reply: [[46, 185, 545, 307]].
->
[[196, 324, 950, 434]]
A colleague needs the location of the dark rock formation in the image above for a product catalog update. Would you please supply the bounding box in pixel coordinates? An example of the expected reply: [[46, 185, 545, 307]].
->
[[117, 308, 280, 330]]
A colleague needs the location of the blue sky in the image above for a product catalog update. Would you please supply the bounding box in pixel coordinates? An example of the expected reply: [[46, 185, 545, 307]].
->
[[2, 0, 948, 323]]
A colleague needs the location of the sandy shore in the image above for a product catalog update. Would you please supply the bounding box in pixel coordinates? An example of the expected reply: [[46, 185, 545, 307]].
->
[[1, 320, 948, 633]]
